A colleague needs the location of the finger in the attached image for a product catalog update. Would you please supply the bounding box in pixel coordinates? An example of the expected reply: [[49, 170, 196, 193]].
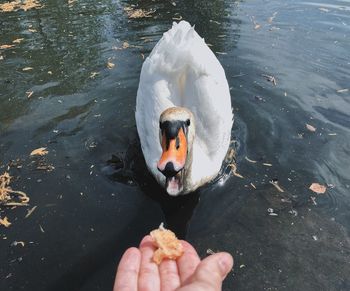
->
[[189, 252, 233, 290], [159, 259, 181, 291], [113, 247, 141, 291], [177, 240, 201, 284], [138, 235, 160, 291]]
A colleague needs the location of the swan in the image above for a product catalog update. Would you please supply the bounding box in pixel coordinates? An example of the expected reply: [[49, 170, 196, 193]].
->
[[135, 21, 233, 196]]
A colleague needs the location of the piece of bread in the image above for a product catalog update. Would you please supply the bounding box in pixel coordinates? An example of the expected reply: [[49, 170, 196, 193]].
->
[[150, 224, 184, 264]]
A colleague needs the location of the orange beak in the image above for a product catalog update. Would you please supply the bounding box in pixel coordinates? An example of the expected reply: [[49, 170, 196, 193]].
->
[[157, 127, 187, 174]]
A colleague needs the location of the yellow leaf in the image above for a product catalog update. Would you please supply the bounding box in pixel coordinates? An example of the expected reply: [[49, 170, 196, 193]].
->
[[0, 217, 11, 227]]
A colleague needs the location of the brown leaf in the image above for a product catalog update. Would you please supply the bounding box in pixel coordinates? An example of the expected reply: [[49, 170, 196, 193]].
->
[[309, 183, 326, 194], [30, 147, 48, 156]]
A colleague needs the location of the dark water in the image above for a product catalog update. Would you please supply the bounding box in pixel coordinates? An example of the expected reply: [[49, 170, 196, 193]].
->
[[1, 0, 350, 290]]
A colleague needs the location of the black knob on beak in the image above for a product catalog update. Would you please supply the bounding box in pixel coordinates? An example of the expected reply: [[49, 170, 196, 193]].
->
[[158, 162, 179, 177]]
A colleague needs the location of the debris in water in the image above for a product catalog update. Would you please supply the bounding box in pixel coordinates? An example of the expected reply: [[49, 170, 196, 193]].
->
[[25, 206, 37, 218], [262, 74, 277, 86], [11, 240, 25, 247], [336, 88, 348, 93], [267, 208, 278, 216], [268, 12, 278, 23], [0, 44, 15, 49], [30, 147, 48, 156], [206, 249, 216, 255], [306, 123, 316, 132], [309, 183, 326, 194], [22, 67, 33, 71], [225, 148, 235, 163], [39, 224, 45, 233], [36, 163, 55, 172], [269, 180, 284, 192], [0, 172, 29, 206], [254, 95, 266, 102], [310, 196, 317, 205], [124, 6, 155, 19], [172, 16, 182, 21], [209, 20, 221, 25], [263, 163, 273, 167], [229, 163, 244, 179], [0, 216, 11, 227], [245, 156, 257, 163], [26, 91, 34, 98], [89, 72, 99, 79], [12, 38, 24, 44], [318, 7, 329, 12], [250, 182, 256, 189], [254, 24, 261, 30], [0, 0, 43, 12], [107, 60, 115, 69]]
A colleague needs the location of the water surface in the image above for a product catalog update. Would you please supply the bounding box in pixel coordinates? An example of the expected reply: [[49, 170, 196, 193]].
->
[[1, 0, 350, 290]]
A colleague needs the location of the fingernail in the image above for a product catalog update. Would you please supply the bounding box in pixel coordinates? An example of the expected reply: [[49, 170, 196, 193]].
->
[[218, 253, 232, 276]]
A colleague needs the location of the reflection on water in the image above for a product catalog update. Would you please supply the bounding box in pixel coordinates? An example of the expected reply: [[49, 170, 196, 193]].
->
[[1, 0, 350, 290]]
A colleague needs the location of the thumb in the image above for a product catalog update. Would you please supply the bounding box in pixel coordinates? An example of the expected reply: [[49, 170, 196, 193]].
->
[[188, 252, 233, 290]]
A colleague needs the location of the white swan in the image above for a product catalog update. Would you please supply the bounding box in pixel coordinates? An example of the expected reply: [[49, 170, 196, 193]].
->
[[135, 21, 233, 196]]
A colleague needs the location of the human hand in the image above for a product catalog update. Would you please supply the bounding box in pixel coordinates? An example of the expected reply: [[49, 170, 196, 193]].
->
[[113, 235, 233, 291]]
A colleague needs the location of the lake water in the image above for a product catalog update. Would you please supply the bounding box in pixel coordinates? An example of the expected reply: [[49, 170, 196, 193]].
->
[[1, 0, 349, 290]]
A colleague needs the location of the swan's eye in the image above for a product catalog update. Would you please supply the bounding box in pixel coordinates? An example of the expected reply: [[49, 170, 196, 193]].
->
[[186, 119, 190, 126], [175, 136, 180, 149]]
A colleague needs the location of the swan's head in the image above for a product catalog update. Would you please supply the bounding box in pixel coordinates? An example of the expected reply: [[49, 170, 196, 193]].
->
[[157, 107, 195, 196]]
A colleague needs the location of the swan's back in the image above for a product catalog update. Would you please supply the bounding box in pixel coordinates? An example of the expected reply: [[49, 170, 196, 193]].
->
[[136, 21, 233, 185]]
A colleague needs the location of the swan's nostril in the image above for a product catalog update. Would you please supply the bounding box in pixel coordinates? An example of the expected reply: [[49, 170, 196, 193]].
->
[[158, 162, 178, 177]]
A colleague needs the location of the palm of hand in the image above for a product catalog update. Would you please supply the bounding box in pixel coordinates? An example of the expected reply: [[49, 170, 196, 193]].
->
[[114, 235, 233, 291]]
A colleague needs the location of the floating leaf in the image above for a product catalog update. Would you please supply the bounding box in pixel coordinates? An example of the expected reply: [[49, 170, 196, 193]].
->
[[0, 216, 11, 227], [309, 183, 326, 194], [30, 147, 48, 156]]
